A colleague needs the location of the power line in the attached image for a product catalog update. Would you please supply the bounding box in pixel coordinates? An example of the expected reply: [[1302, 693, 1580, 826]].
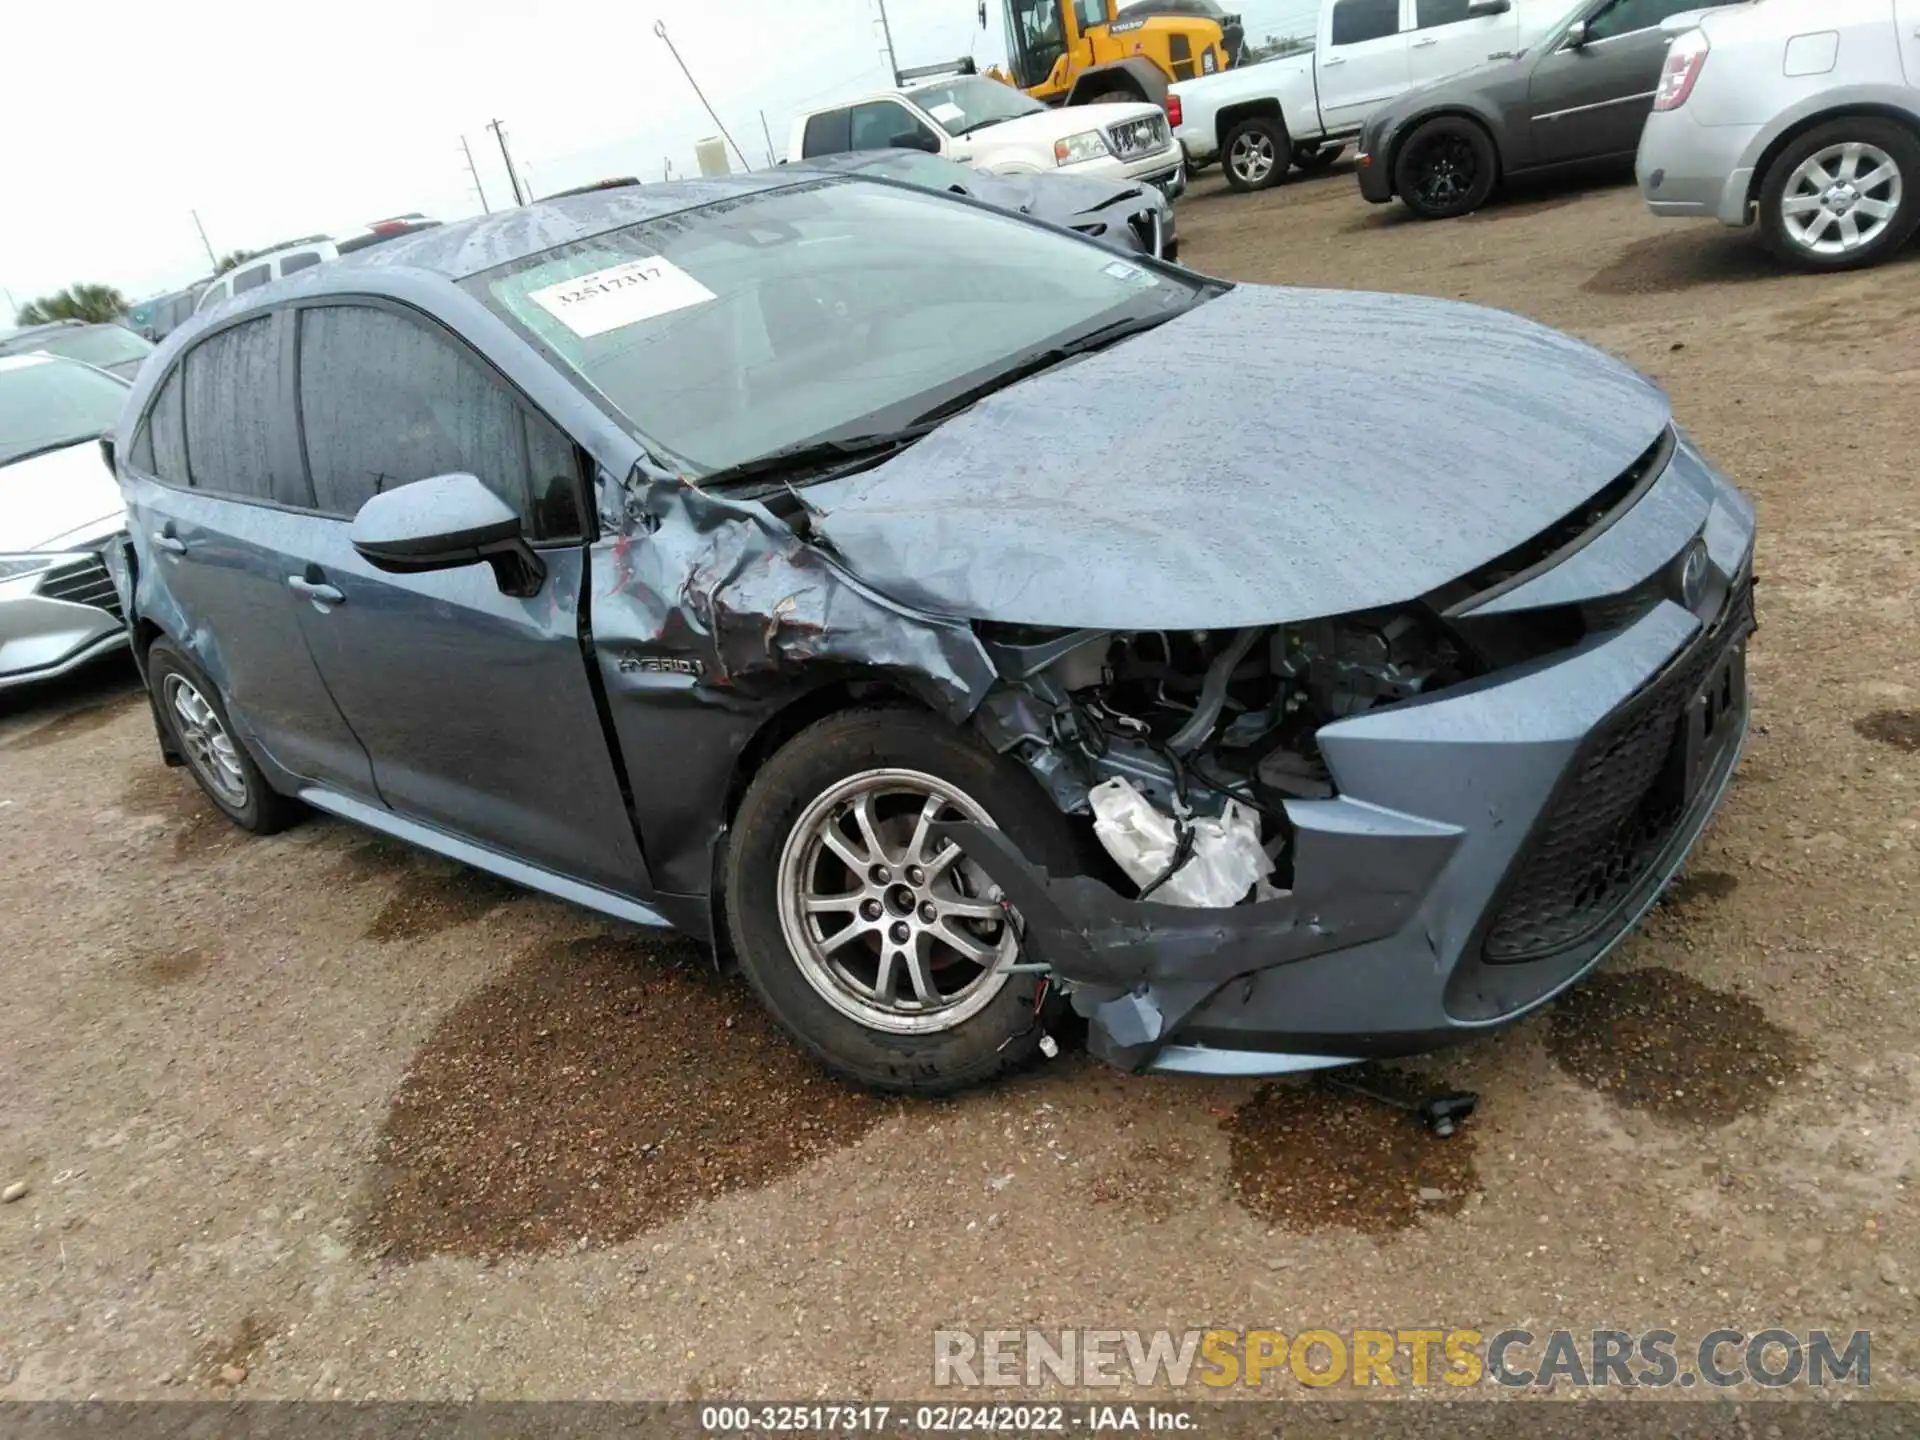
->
[[487, 118, 527, 206], [653, 20, 750, 172], [459, 135, 492, 214]]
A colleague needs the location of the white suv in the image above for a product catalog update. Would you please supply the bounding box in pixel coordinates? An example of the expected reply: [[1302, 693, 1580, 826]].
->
[[1636, 0, 1920, 270], [788, 75, 1186, 195], [195, 217, 444, 314]]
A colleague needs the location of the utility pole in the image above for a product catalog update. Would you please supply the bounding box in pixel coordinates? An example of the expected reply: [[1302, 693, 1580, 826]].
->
[[189, 209, 218, 270], [875, 0, 902, 85], [459, 135, 492, 214], [759, 110, 778, 168], [653, 20, 750, 172], [487, 118, 527, 207]]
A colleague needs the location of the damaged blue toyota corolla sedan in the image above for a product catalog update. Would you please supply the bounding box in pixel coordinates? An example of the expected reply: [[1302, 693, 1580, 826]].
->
[[110, 172, 1755, 1094]]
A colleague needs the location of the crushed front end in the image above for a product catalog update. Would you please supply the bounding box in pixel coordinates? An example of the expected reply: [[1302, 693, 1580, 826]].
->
[[941, 428, 1758, 1074]]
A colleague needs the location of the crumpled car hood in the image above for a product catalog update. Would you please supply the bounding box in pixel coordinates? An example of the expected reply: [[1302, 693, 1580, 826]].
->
[[805, 285, 1671, 630]]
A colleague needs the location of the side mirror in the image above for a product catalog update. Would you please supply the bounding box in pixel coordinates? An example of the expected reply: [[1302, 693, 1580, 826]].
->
[[1466, 0, 1511, 13], [1564, 18, 1589, 46], [350, 473, 547, 599]]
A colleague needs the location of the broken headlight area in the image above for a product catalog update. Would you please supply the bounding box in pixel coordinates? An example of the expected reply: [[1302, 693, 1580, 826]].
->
[[972, 610, 1474, 903]]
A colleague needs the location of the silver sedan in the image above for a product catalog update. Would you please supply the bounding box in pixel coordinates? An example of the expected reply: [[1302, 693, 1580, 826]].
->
[[0, 354, 132, 690]]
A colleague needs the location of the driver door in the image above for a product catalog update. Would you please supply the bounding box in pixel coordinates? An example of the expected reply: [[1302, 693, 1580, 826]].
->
[[1527, 0, 1719, 166], [278, 298, 653, 899]]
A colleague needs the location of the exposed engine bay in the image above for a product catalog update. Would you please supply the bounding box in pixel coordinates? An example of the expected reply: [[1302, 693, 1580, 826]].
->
[[974, 611, 1473, 903]]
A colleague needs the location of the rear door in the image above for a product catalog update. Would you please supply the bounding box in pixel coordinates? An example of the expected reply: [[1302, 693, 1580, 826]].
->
[[121, 312, 375, 793], [1317, 0, 1413, 133], [1526, 0, 1722, 165], [1408, 0, 1523, 82], [279, 298, 651, 897]]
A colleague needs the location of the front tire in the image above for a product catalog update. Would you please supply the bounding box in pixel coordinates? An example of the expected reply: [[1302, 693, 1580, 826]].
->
[[146, 638, 300, 835], [1758, 118, 1920, 272], [1222, 116, 1289, 192], [726, 709, 1080, 1095], [1394, 116, 1497, 219]]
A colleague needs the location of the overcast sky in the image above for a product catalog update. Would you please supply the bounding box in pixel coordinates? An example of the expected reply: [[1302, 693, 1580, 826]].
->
[[0, 0, 1314, 314]]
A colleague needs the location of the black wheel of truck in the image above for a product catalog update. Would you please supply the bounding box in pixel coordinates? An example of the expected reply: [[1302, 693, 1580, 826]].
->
[[146, 637, 302, 835], [726, 709, 1079, 1095], [1223, 116, 1289, 192], [1394, 116, 1498, 219]]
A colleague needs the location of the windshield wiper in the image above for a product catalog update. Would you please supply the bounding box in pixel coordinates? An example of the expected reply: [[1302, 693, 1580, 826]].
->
[[910, 309, 1182, 428], [697, 425, 938, 494]]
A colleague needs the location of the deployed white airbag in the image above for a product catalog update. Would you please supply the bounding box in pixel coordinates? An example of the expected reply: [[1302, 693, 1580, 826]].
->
[[1088, 777, 1274, 908]]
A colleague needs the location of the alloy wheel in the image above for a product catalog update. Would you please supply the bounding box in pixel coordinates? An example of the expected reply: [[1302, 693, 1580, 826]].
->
[[1229, 131, 1278, 187], [1781, 142, 1902, 257], [776, 768, 1017, 1035], [163, 674, 249, 809], [1412, 134, 1477, 211]]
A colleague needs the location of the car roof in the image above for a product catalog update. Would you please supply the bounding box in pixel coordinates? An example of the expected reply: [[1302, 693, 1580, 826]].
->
[[0, 320, 89, 342], [327, 173, 805, 282]]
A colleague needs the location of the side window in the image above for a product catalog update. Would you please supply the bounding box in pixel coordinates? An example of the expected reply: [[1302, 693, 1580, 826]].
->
[[149, 368, 189, 484], [182, 317, 280, 500], [850, 101, 938, 152], [1414, 0, 1470, 26], [1330, 0, 1402, 44], [1584, 0, 1691, 39], [231, 265, 271, 295], [297, 304, 582, 540], [802, 108, 853, 157], [279, 252, 322, 275]]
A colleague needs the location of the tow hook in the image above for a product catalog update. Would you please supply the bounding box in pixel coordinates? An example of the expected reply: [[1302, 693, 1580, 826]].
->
[[1321, 1068, 1479, 1139]]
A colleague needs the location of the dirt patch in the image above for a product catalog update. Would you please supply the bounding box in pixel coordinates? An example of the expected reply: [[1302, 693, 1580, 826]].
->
[[332, 835, 421, 881], [1221, 1070, 1477, 1235], [1546, 968, 1810, 1125], [192, 1311, 278, 1390], [363, 863, 523, 943], [119, 765, 238, 861], [1660, 869, 1739, 909], [1, 694, 141, 752], [1088, 1137, 1207, 1223], [131, 944, 210, 987], [1855, 710, 1920, 753], [1580, 230, 1784, 297], [358, 933, 899, 1261]]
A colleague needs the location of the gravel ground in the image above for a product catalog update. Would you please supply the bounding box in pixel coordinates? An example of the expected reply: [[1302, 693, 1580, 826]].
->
[[2, 166, 1917, 1405]]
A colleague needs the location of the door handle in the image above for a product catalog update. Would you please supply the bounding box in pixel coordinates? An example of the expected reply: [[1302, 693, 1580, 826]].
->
[[1322, 55, 1347, 65], [1412, 35, 1438, 46], [287, 576, 346, 607], [152, 531, 187, 555]]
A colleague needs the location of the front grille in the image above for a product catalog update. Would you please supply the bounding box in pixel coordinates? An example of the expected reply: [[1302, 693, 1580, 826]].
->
[[36, 554, 124, 623], [1482, 581, 1755, 964], [1108, 114, 1171, 160]]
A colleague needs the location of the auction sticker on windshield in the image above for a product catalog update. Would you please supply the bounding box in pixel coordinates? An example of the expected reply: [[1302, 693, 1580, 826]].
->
[[928, 103, 966, 126], [528, 256, 717, 338]]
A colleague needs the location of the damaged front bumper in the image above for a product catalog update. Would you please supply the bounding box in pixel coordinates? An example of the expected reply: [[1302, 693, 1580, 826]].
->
[[939, 562, 1757, 1077]]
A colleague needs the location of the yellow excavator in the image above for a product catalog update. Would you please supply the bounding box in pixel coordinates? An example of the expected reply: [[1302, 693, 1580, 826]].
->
[[980, 0, 1246, 107]]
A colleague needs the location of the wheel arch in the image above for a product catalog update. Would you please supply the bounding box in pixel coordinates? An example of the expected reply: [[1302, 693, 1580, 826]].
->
[[1215, 97, 1287, 151], [1065, 57, 1168, 107], [1744, 102, 1920, 212], [1384, 106, 1504, 198]]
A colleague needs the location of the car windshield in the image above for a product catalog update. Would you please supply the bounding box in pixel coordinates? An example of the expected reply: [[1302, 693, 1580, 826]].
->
[[0, 359, 128, 467], [905, 77, 1046, 136], [466, 178, 1204, 477], [15, 325, 153, 370]]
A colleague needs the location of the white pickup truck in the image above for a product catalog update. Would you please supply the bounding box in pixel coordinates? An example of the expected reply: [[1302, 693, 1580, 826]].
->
[[1170, 0, 1563, 190]]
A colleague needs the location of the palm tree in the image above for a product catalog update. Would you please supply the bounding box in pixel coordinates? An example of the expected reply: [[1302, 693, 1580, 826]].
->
[[15, 283, 129, 327], [214, 249, 255, 275]]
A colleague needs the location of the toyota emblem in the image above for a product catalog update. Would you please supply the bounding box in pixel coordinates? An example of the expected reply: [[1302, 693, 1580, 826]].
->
[[1678, 539, 1709, 609]]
